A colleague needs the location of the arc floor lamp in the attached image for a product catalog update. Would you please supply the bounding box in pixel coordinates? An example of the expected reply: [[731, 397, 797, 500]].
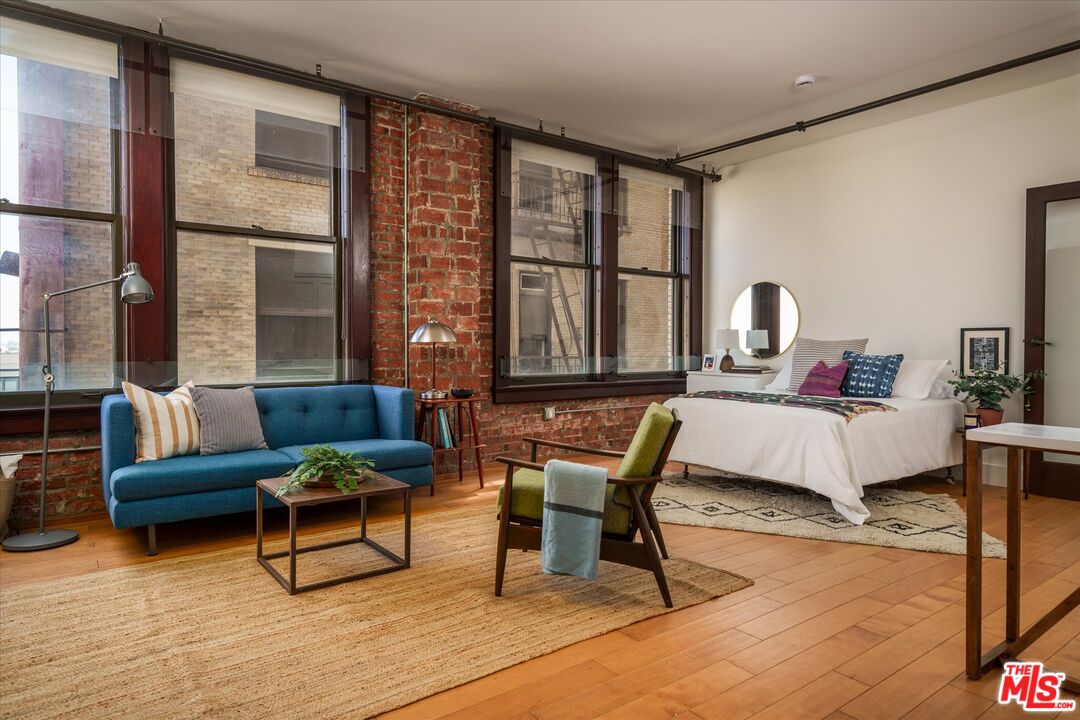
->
[[3, 262, 154, 552]]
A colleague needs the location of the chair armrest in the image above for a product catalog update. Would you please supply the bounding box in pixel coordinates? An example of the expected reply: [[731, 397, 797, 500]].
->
[[521, 437, 626, 458], [495, 455, 656, 487]]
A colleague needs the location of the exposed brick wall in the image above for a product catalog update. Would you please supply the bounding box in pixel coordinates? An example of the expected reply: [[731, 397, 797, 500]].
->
[[0, 430, 103, 526], [6, 95, 676, 527]]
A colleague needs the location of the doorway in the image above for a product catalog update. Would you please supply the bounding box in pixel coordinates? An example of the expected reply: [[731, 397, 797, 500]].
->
[[1024, 181, 1080, 500]]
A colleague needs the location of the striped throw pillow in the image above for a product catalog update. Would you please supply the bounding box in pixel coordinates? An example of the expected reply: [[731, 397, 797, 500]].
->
[[122, 381, 200, 462], [786, 337, 869, 392]]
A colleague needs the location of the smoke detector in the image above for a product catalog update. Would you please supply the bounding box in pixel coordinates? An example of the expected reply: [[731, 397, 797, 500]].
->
[[793, 75, 816, 89]]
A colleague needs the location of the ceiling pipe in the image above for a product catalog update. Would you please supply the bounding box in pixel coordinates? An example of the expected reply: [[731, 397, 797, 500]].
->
[[665, 38, 1080, 168], [0, 0, 718, 181]]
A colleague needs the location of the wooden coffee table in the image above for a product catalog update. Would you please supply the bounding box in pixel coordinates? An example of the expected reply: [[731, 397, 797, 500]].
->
[[256, 472, 411, 595]]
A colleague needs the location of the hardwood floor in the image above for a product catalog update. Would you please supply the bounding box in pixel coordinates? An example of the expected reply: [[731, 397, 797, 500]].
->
[[1, 460, 1077, 720]]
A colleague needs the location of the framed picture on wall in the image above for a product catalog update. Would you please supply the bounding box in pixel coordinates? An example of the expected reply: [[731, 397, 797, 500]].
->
[[960, 327, 1009, 374], [702, 354, 717, 372]]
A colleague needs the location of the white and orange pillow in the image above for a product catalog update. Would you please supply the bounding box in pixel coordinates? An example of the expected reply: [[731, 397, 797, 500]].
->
[[122, 381, 200, 462]]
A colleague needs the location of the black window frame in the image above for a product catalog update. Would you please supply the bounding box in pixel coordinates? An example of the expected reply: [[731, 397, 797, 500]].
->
[[169, 52, 347, 389], [0, 9, 125, 412], [494, 127, 702, 403]]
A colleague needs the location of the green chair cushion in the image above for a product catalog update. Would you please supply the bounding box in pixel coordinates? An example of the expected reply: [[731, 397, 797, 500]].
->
[[497, 468, 632, 536], [616, 402, 675, 478]]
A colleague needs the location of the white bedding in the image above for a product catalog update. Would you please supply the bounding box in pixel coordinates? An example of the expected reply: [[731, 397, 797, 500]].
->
[[663, 392, 964, 525]]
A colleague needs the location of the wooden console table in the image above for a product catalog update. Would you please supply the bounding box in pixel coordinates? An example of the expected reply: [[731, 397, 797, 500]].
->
[[965, 422, 1080, 691], [416, 397, 486, 495]]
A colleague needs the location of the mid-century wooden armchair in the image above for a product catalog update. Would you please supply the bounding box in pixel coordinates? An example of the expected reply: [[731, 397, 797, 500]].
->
[[494, 403, 682, 607]]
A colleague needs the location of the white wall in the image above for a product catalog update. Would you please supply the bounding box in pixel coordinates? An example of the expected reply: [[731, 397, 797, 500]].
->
[[703, 74, 1080, 482]]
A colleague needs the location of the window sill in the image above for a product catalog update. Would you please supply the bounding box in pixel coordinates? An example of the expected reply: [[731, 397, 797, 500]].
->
[[492, 376, 685, 404], [0, 402, 104, 435], [247, 166, 330, 187]]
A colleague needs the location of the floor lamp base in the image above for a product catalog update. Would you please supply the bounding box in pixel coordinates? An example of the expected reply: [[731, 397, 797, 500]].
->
[[2, 528, 79, 552]]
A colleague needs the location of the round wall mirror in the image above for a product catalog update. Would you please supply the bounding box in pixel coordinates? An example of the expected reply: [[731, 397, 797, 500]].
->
[[729, 282, 799, 359]]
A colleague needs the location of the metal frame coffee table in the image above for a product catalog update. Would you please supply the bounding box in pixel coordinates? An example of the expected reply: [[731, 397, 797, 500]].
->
[[256, 472, 411, 595]]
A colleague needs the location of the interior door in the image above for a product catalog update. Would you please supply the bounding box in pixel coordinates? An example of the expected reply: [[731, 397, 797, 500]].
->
[[1024, 181, 1080, 500]]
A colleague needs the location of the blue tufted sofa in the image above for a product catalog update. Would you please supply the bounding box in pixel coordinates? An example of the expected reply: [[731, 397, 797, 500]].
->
[[100, 384, 432, 554]]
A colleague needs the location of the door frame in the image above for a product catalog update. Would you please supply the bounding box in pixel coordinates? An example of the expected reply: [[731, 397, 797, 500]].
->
[[1024, 180, 1080, 499]]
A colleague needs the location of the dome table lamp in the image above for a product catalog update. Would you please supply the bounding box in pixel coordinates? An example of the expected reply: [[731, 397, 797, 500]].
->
[[715, 329, 740, 372], [409, 320, 458, 400], [4, 262, 154, 552], [746, 329, 770, 359]]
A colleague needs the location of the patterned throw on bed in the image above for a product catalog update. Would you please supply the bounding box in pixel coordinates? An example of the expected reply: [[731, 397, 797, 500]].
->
[[681, 390, 896, 422]]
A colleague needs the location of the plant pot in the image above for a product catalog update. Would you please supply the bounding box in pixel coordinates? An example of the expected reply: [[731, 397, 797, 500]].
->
[[301, 471, 367, 488], [976, 407, 1004, 427]]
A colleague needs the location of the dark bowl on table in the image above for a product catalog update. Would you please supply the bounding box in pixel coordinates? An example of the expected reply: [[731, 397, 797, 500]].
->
[[450, 388, 475, 398]]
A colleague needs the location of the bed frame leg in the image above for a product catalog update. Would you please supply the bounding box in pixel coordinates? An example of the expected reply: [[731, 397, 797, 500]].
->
[[682, 464, 689, 478]]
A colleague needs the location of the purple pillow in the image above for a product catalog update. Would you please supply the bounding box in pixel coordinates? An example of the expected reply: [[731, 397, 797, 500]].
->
[[797, 360, 849, 398]]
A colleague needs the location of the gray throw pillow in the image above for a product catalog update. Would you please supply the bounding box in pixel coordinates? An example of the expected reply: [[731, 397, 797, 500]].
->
[[190, 386, 268, 455], [787, 337, 870, 392]]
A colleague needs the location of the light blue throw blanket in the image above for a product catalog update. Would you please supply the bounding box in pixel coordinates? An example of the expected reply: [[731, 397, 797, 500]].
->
[[541, 458, 608, 580]]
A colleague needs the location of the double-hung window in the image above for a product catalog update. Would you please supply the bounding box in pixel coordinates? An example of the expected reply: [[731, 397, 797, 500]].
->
[[0, 14, 121, 402], [170, 59, 343, 385], [495, 130, 702, 402]]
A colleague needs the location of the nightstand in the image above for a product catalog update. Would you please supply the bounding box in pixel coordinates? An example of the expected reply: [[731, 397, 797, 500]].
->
[[687, 370, 778, 392]]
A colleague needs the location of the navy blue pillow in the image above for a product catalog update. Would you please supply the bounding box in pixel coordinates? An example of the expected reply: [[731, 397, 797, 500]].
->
[[841, 351, 904, 398]]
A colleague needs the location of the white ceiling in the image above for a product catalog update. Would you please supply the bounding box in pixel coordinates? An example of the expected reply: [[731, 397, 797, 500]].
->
[[38, 0, 1080, 166]]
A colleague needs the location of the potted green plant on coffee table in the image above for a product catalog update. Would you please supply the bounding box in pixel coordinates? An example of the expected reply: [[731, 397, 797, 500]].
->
[[276, 445, 376, 496], [948, 366, 1040, 427]]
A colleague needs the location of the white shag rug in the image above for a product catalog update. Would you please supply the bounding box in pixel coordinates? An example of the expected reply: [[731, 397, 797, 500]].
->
[[653, 472, 1006, 558]]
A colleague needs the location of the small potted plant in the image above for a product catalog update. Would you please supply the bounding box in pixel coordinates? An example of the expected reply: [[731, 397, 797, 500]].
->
[[277, 445, 376, 496], [948, 366, 1040, 427]]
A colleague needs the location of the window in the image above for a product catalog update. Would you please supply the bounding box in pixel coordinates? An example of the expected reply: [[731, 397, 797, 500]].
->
[[505, 140, 597, 378], [616, 165, 690, 373], [0, 15, 120, 398], [171, 59, 342, 385], [495, 130, 702, 401], [255, 110, 334, 178]]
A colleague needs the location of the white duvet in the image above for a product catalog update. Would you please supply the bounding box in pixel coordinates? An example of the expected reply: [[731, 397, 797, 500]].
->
[[662, 393, 964, 524]]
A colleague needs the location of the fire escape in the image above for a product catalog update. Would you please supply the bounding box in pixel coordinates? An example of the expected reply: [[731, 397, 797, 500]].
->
[[512, 167, 586, 373]]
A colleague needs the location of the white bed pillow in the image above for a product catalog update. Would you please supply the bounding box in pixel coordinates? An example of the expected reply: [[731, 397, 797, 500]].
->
[[891, 359, 949, 399], [765, 363, 793, 391], [928, 379, 954, 399]]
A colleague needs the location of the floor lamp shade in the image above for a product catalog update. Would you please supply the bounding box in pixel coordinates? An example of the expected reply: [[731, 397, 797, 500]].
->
[[2, 262, 155, 552], [409, 320, 458, 400]]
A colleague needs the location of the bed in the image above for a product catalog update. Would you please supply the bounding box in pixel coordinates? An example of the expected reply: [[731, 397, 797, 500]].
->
[[662, 391, 965, 524]]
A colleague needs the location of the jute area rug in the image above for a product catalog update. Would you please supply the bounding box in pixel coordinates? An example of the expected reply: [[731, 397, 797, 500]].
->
[[654, 472, 1006, 558], [0, 505, 751, 720]]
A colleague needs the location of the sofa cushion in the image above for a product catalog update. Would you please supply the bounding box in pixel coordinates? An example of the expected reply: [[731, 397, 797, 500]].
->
[[256, 385, 380, 449], [497, 468, 632, 536], [110, 449, 295, 502], [275, 439, 433, 472]]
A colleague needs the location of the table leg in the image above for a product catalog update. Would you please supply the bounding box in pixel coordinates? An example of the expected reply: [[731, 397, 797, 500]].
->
[[404, 489, 412, 568], [1023, 448, 1030, 500], [1006, 446, 1022, 642], [288, 505, 297, 595], [429, 406, 438, 496], [456, 403, 464, 483], [966, 439, 984, 679], [470, 400, 484, 489], [256, 487, 264, 559], [361, 496, 367, 540]]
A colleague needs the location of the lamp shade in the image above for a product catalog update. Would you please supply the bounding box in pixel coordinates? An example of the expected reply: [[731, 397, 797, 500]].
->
[[409, 319, 457, 344], [119, 262, 154, 304], [715, 329, 739, 351], [746, 329, 769, 350]]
